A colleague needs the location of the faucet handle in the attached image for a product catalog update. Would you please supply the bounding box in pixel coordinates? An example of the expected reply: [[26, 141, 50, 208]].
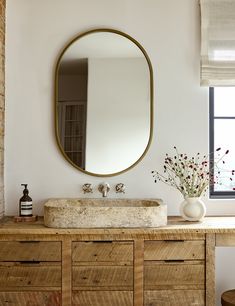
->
[[115, 183, 126, 194], [82, 183, 93, 194]]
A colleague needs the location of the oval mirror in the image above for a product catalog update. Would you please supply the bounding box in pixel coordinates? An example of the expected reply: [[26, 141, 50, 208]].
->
[[55, 29, 153, 176]]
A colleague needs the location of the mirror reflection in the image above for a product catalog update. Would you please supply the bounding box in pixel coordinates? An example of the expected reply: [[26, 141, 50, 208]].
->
[[56, 29, 152, 176]]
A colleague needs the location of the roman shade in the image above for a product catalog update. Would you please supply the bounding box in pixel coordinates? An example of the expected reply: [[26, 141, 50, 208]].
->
[[200, 0, 235, 86]]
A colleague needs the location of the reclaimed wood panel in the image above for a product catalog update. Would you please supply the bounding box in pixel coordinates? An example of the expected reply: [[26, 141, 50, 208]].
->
[[3, 216, 235, 235], [206, 234, 215, 306], [72, 241, 133, 262], [145, 240, 205, 260], [0, 262, 61, 287], [134, 240, 144, 306], [144, 290, 205, 306], [216, 233, 235, 246], [0, 291, 61, 306], [144, 261, 205, 289], [72, 291, 133, 306], [62, 239, 72, 306], [0, 241, 61, 261], [73, 265, 133, 289]]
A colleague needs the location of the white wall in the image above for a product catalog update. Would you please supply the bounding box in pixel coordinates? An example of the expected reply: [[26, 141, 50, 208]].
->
[[86, 57, 149, 174], [5, 1, 235, 304]]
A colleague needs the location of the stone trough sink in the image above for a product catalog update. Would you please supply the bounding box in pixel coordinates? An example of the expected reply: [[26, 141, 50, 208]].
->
[[44, 198, 167, 228]]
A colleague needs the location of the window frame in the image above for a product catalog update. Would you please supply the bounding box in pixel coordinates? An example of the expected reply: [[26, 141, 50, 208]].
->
[[209, 87, 235, 198]]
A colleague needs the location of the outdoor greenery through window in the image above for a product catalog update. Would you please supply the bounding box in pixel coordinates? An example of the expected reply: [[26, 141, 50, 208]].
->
[[210, 87, 235, 198]]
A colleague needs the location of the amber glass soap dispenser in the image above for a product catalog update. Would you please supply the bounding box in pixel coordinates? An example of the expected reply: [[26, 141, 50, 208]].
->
[[19, 184, 33, 217]]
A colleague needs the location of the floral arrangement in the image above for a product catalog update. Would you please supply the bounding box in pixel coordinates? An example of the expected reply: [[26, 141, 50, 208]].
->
[[152, 147, 231, 198]]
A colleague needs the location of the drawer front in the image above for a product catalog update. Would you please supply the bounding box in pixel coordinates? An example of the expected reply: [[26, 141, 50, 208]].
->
[[73, 265, 133, 289], [144, 290, 205, 306], [0, 241, 61, 261], [0, 291, 61, 306], [72, 290, 133, 306], [72, 241, 133, 263], [144, 262, 204, 289], [145, 240, 205, 260], [0, 262, 61, 287]]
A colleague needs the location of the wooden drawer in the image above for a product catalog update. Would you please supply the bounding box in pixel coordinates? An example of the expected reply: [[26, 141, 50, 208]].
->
[[144, 240, 205, 260], [0, 291, 61, 306], [0, 262, 61, 287], [72, 241, 133, 263], [0, 241, 61, 261], [73, 265, 133, 289], [144, 261, 205, 289], [144, 290, 205, 306], [72, 290, 133, 306]]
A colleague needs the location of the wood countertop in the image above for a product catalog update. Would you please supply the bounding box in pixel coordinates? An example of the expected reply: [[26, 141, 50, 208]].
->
[[0, 216, 235, 235]]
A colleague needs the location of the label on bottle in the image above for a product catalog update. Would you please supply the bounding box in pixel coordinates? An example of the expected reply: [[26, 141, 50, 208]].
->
[[20, 201, 33, 216]]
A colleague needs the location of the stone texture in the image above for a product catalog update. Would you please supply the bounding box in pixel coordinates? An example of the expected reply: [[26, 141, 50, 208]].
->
[[0, 0, 4, 218], [44, 199, 167, 228]]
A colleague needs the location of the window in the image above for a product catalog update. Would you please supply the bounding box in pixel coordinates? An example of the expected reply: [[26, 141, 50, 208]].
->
[[210, 87, 235, 198]]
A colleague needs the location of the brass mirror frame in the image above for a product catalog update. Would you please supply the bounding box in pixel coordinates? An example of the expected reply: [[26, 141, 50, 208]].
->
[[55, 28, 154, 177]]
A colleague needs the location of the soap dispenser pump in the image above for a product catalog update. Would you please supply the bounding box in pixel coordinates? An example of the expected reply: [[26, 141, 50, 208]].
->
[[19, 184, 33, 217]]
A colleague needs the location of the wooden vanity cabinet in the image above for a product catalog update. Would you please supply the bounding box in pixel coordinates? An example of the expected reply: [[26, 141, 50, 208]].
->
[[144, 239, 206, 306], [0, 241, 62, 306], [0, 216, 220, 306], [72, 241, 134, 306], [0, 238, 207, 306]]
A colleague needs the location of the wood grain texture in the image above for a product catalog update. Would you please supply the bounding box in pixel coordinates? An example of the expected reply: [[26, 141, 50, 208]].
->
[[216, 233, 235, 246], [0, 241, 61, 261], [0, 217, 229, 306], [144, 290, 205, 306], [206, 234, 215, 306], [221, 289, 235, 306], [62, 239, 71, 306], [14, 215, 38, 223], [0, 0, 5, 219], [72, 241, 133, 262], [145, 240, 205, 260], [134, 240, 144, 306], [72, 290, 133, 306], [0, 262, 61, 287], [1, 216, 235, 235], [72, 265, 133, 289], [0, 291, 61, 306], [144, 261, 205, 289]]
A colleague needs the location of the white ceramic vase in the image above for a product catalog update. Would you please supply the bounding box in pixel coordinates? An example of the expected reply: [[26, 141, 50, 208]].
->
[[180, 197, 206, 222]]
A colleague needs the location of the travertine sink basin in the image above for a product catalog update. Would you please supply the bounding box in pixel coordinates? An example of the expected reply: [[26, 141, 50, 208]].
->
[[44, 198, 167, 228]]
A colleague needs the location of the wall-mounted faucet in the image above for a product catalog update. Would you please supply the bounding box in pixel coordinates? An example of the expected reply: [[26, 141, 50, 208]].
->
[[98, 182, 110, 197]]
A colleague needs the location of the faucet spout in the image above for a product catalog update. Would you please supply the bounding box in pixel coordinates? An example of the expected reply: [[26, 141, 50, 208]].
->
[[98, 183, 110, 197]]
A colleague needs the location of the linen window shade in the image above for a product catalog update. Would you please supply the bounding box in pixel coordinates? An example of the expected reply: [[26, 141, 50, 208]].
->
[[200, 0, 235, 86]]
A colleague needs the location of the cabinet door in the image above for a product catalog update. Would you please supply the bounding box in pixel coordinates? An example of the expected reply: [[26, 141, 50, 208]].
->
[[72, 241, 133, 263], [145, 240, 205, 260], [144, 290, 205, 306], [144, 240, 205, 306], [0, 241, 61, 261], [72, 241, 134, 306], [72, 291, 133, 306], [0, 241, 62, 303], [145, 261, 204, 289], [0, 291, 61, 306], [0, 262, 61, 288]]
